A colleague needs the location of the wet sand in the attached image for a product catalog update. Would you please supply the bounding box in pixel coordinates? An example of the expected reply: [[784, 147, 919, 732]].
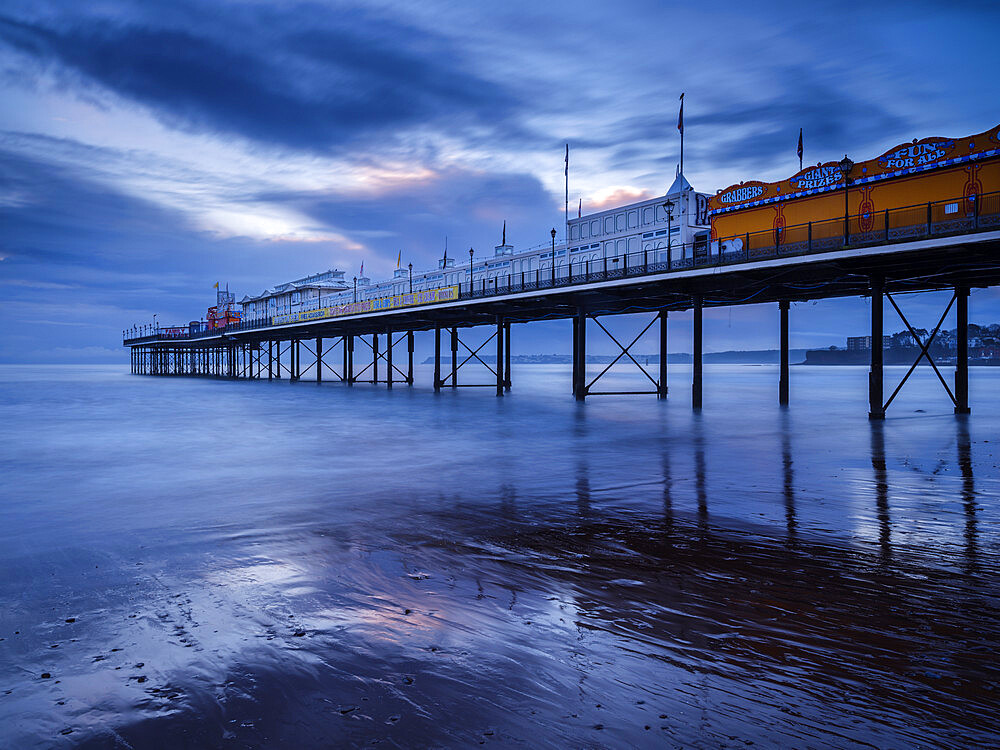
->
[[1, 364, 998, 748]]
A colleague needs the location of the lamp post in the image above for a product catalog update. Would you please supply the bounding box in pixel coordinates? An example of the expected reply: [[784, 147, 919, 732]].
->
[[408, 262, 413, 294], [353, 276, 357, 304], [153, 313, 158, 334], [469, 247, 475, 295], [839, 155, 854, 245], [663, 200, 675, 265], [550, 227, 557, 285]]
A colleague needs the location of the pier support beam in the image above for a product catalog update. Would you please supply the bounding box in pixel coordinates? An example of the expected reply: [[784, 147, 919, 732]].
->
[[869, 275, 885, 420], [504, 321, 512, 391], [347, 335, 355, 385], [496, 316, 504, 397], [574, 308, 587, 401], [434, 326, 442, 391], [955, 285, 970, 414], [268, 341, 273, 380], [407, 330, 414, 386], [779, 300, 790, 406], [372, 333, 379, 384], [692, 295, 703, 409], [342, 336, 348, 382], [658, 309, 668, 399], [450, 327, 458, 388], [316, 338, 323, 384], [386, 329, 393, 389]]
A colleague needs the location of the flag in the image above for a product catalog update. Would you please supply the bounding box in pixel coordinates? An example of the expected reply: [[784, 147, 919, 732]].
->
[[213, 281, 219, 289], [797, 128, 803, 165], [677, 93, 684, 134], [397, 250, 401, 268], [360, 261, 364, 277], [578, 198, 582, 218]]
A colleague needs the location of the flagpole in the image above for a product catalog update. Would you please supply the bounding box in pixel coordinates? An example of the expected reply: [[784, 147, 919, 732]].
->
[[678, 93, 685, 175], [564, 143, 569, 240]]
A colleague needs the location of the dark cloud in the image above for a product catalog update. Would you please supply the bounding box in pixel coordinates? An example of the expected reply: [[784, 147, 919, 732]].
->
[[586, 65, 910, 180], [0, 7, 528, 153]]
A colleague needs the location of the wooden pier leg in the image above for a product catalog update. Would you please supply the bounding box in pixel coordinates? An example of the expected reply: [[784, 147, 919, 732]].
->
[[434, 326, 442, 391], [575, 308, 587, 401], [779, 300, 790, 406], [955, 285, 970, 414], [268, 341, 273, 380], [347, 334, 354, 385], [387, 329, 393, 389], [658, 309, 668, 399], [504, 320, 512, 391], [692, 295, 703, 409], [496, 316, 504, 397], [316, 337, 323, 384], [869, 275, 885, 420], [572, 316, 579, 394], [407, 330, 414, 385], [450, 327, 458, 388], [342, 336, 348, 382], [372, 333, 379, 384]]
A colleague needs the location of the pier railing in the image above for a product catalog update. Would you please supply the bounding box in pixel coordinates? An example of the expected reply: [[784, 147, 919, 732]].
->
[[124, 190, 1000, 344]]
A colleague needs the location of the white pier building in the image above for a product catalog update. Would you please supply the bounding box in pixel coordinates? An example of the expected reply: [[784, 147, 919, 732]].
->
[[239, 173, 711, 322]]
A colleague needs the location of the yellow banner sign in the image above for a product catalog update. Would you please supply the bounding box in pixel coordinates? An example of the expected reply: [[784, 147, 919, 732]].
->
[[272, 286, 459, 326]]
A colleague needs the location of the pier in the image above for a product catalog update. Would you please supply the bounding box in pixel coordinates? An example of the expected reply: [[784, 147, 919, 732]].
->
[[125, 192, 1000, 418]]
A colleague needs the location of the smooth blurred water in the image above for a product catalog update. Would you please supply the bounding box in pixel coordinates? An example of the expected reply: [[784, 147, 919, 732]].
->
[[1, 363, 998, 749]]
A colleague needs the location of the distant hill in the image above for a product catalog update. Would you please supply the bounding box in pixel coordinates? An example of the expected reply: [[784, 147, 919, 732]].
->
[[422, 350, 810, 365]]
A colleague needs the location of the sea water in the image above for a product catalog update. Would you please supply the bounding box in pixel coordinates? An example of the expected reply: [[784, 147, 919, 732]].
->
[[0, 363, 998, 748]]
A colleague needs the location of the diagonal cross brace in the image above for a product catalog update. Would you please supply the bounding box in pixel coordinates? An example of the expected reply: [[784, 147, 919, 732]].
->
[[354, 332, 409, 382], [882, 291, 957, 412], [441, 329, 499, 384], [586, 314, 660, 392], [297, 340, 317, 377]]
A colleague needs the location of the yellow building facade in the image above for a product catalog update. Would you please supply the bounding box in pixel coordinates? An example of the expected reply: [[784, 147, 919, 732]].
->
[[708, 123, 1000, 247]]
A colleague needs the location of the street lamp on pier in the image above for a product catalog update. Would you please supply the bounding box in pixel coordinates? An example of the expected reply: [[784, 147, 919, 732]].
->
[[408, 262, 413, 294], [469, 247, 475, 295], [663, 199, 675, 265], [353, 276, 357, 303], [550, 228, 557, 285], [839, 155, 854, 245]]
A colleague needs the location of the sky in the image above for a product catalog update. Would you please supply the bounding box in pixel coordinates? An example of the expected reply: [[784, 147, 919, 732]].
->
[[0, 0, 998, 362]]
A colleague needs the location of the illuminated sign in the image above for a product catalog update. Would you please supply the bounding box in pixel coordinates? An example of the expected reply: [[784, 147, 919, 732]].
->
[[789, 165, 842, 190], [717, 184, 764, 204], [877, 140, 954, 170], [272, 286, 459, 326]]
